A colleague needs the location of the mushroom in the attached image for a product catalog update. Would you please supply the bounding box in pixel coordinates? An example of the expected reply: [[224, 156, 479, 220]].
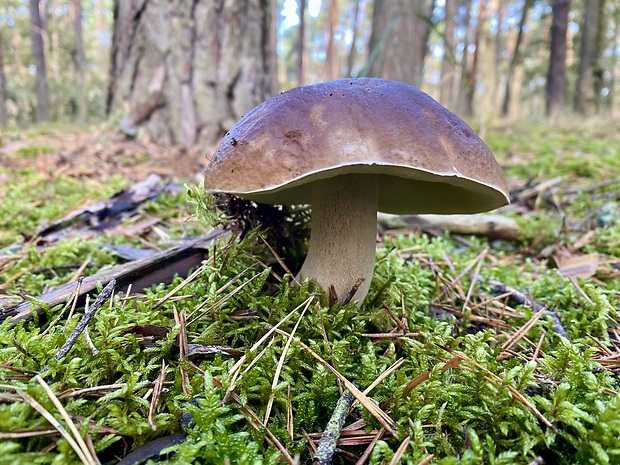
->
[[204, 78, 509, 305]]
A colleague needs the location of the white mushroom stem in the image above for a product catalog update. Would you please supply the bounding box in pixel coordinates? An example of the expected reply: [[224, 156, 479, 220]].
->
[[297, 174, 379, 305]]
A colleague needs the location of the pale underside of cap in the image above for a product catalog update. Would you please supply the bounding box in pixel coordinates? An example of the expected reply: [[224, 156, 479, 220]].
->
[[204, 78, 509, 215]]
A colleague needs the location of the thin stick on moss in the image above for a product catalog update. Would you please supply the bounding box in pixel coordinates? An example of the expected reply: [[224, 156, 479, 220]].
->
[[39, 279, 115, 374], [313, 390, 354, 465], [489, 280, 569, 340]]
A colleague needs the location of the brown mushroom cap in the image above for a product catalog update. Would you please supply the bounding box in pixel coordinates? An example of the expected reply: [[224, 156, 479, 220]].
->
[[204, 78, 509, 214]]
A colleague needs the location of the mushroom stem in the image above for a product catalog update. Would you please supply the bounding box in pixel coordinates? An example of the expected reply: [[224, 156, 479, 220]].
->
[[297, 174, 379, 305]]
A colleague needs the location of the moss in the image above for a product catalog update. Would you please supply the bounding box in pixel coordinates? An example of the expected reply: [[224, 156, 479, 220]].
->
[[1, 124, 619, 463]]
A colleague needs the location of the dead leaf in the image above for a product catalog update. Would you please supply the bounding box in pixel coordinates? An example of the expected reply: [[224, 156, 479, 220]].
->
[[554, 250, 599, 279]]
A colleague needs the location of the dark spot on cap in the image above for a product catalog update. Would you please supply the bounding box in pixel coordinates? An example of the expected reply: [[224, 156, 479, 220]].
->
[[230, 138, 237, 146]]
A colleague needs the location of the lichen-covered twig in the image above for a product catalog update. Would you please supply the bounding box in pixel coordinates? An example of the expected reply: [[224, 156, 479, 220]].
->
[[489, 280, 570, 340], [313, 390, 354, 465], [41, 279, 116, 374]]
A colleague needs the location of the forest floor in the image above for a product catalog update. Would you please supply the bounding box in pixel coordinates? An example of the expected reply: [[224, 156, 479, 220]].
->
[[0, 120, 619, 464]]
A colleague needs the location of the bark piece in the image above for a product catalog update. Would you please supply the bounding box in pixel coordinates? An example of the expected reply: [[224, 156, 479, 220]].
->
[[3, 229, 225, 324], [378, 213, 520, 241]]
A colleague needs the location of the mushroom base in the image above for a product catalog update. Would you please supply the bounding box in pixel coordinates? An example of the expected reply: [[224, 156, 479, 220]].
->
[[297, 174, 379, 305]]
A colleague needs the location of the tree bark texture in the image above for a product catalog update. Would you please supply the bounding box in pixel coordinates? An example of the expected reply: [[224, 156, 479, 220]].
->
[[346, 0, 362, 77], [107, 0, 277, 146], [367, 0, 434, 86], [464, 0, 488, 117], [501, 0, 533, 117], [440, 0, 456, 108], [574, 0, 600, 113], [29, 0, 51, 122], [458, 0, 473, 114], [70, 0, 87, 122], [297, 0, 306, 85], [546, 0, 570, 116], [324, 0, 338, 81], [0, 32, 8, 126]]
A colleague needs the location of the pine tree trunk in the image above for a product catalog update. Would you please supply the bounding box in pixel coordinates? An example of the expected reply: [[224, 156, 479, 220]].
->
[[464, 0, 488, 117], [297, 0, 306, 85], [70, 0, 87, 122], [346, 0, 362, 77], [440, 0, 456, 108], [367, 0, 434, 87], [324, 0, 338, 81], [106, 0, 277, 146], [501, 0, 533, 117], [546, 0, 570, 116], [574, 0, 600, 113], [0, 32, 7, 127], [29, 0, 51, 122], [458, 0, 473, 114]]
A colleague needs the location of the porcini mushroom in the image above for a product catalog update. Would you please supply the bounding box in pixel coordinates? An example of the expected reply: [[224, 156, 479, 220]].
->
[[204, 78, 509, 305]]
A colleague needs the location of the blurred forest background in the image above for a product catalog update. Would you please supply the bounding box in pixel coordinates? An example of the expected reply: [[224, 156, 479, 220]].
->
[[0, 0, 618, 146]]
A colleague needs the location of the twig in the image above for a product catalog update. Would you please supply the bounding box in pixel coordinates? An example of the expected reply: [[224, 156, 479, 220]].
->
[[313, 390, 354, 465], [489, 280, 569, 340], [41, 279, 116, 374]]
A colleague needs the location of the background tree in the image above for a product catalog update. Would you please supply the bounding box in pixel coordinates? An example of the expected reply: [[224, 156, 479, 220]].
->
[[0, 32, 8, 127], [574, 0, 600, 113], [440, 0, 457, 108], [69, 0, 87, 121], [546, 0, 570, 115], [106, 0, 277, 146], [367, 0, 434, 86], [297, 0, 307, 85], [501, 0, 534, 117], [29, 0, 51, 122], [3, 0, 620, 130]]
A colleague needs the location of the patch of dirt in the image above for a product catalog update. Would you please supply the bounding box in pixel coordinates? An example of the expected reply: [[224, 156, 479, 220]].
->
[[0, 130, 214, 182]]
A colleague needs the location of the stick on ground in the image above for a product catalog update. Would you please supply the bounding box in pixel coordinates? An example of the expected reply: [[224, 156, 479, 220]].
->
[[40, 279, 116, 374], [313, 390, 354, 465]]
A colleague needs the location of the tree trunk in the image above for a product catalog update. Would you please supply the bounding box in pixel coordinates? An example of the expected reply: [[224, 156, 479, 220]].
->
[[70, 0, 87, 122], [546, 0, 570, 116], [297, 0, 306, 85], [592, 0, 607, 111], [501, 0, 533, 117], [29, 0, 51, 122], [324, 0, 338, 81], [492, 0, 506, 109], [440, 0, 456, 107], [107, 0, 277, 146], [367, 0, 434, 86], [464, 0, 488, 117], [574, 0, 600, 113], [610, 10, 620, 115], [0, 32, 7, 127], [458, 0, 473, 113], [346, 0, 362, 77]]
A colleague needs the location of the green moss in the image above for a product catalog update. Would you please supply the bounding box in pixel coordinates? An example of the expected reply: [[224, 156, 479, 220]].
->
[[1, 124, 619, 463]]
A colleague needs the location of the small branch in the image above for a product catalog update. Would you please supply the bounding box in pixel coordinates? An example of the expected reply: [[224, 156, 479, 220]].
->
[[489, 280, 569, 341], [313, 390, 354, 465], [41, 279, 116, 374]]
